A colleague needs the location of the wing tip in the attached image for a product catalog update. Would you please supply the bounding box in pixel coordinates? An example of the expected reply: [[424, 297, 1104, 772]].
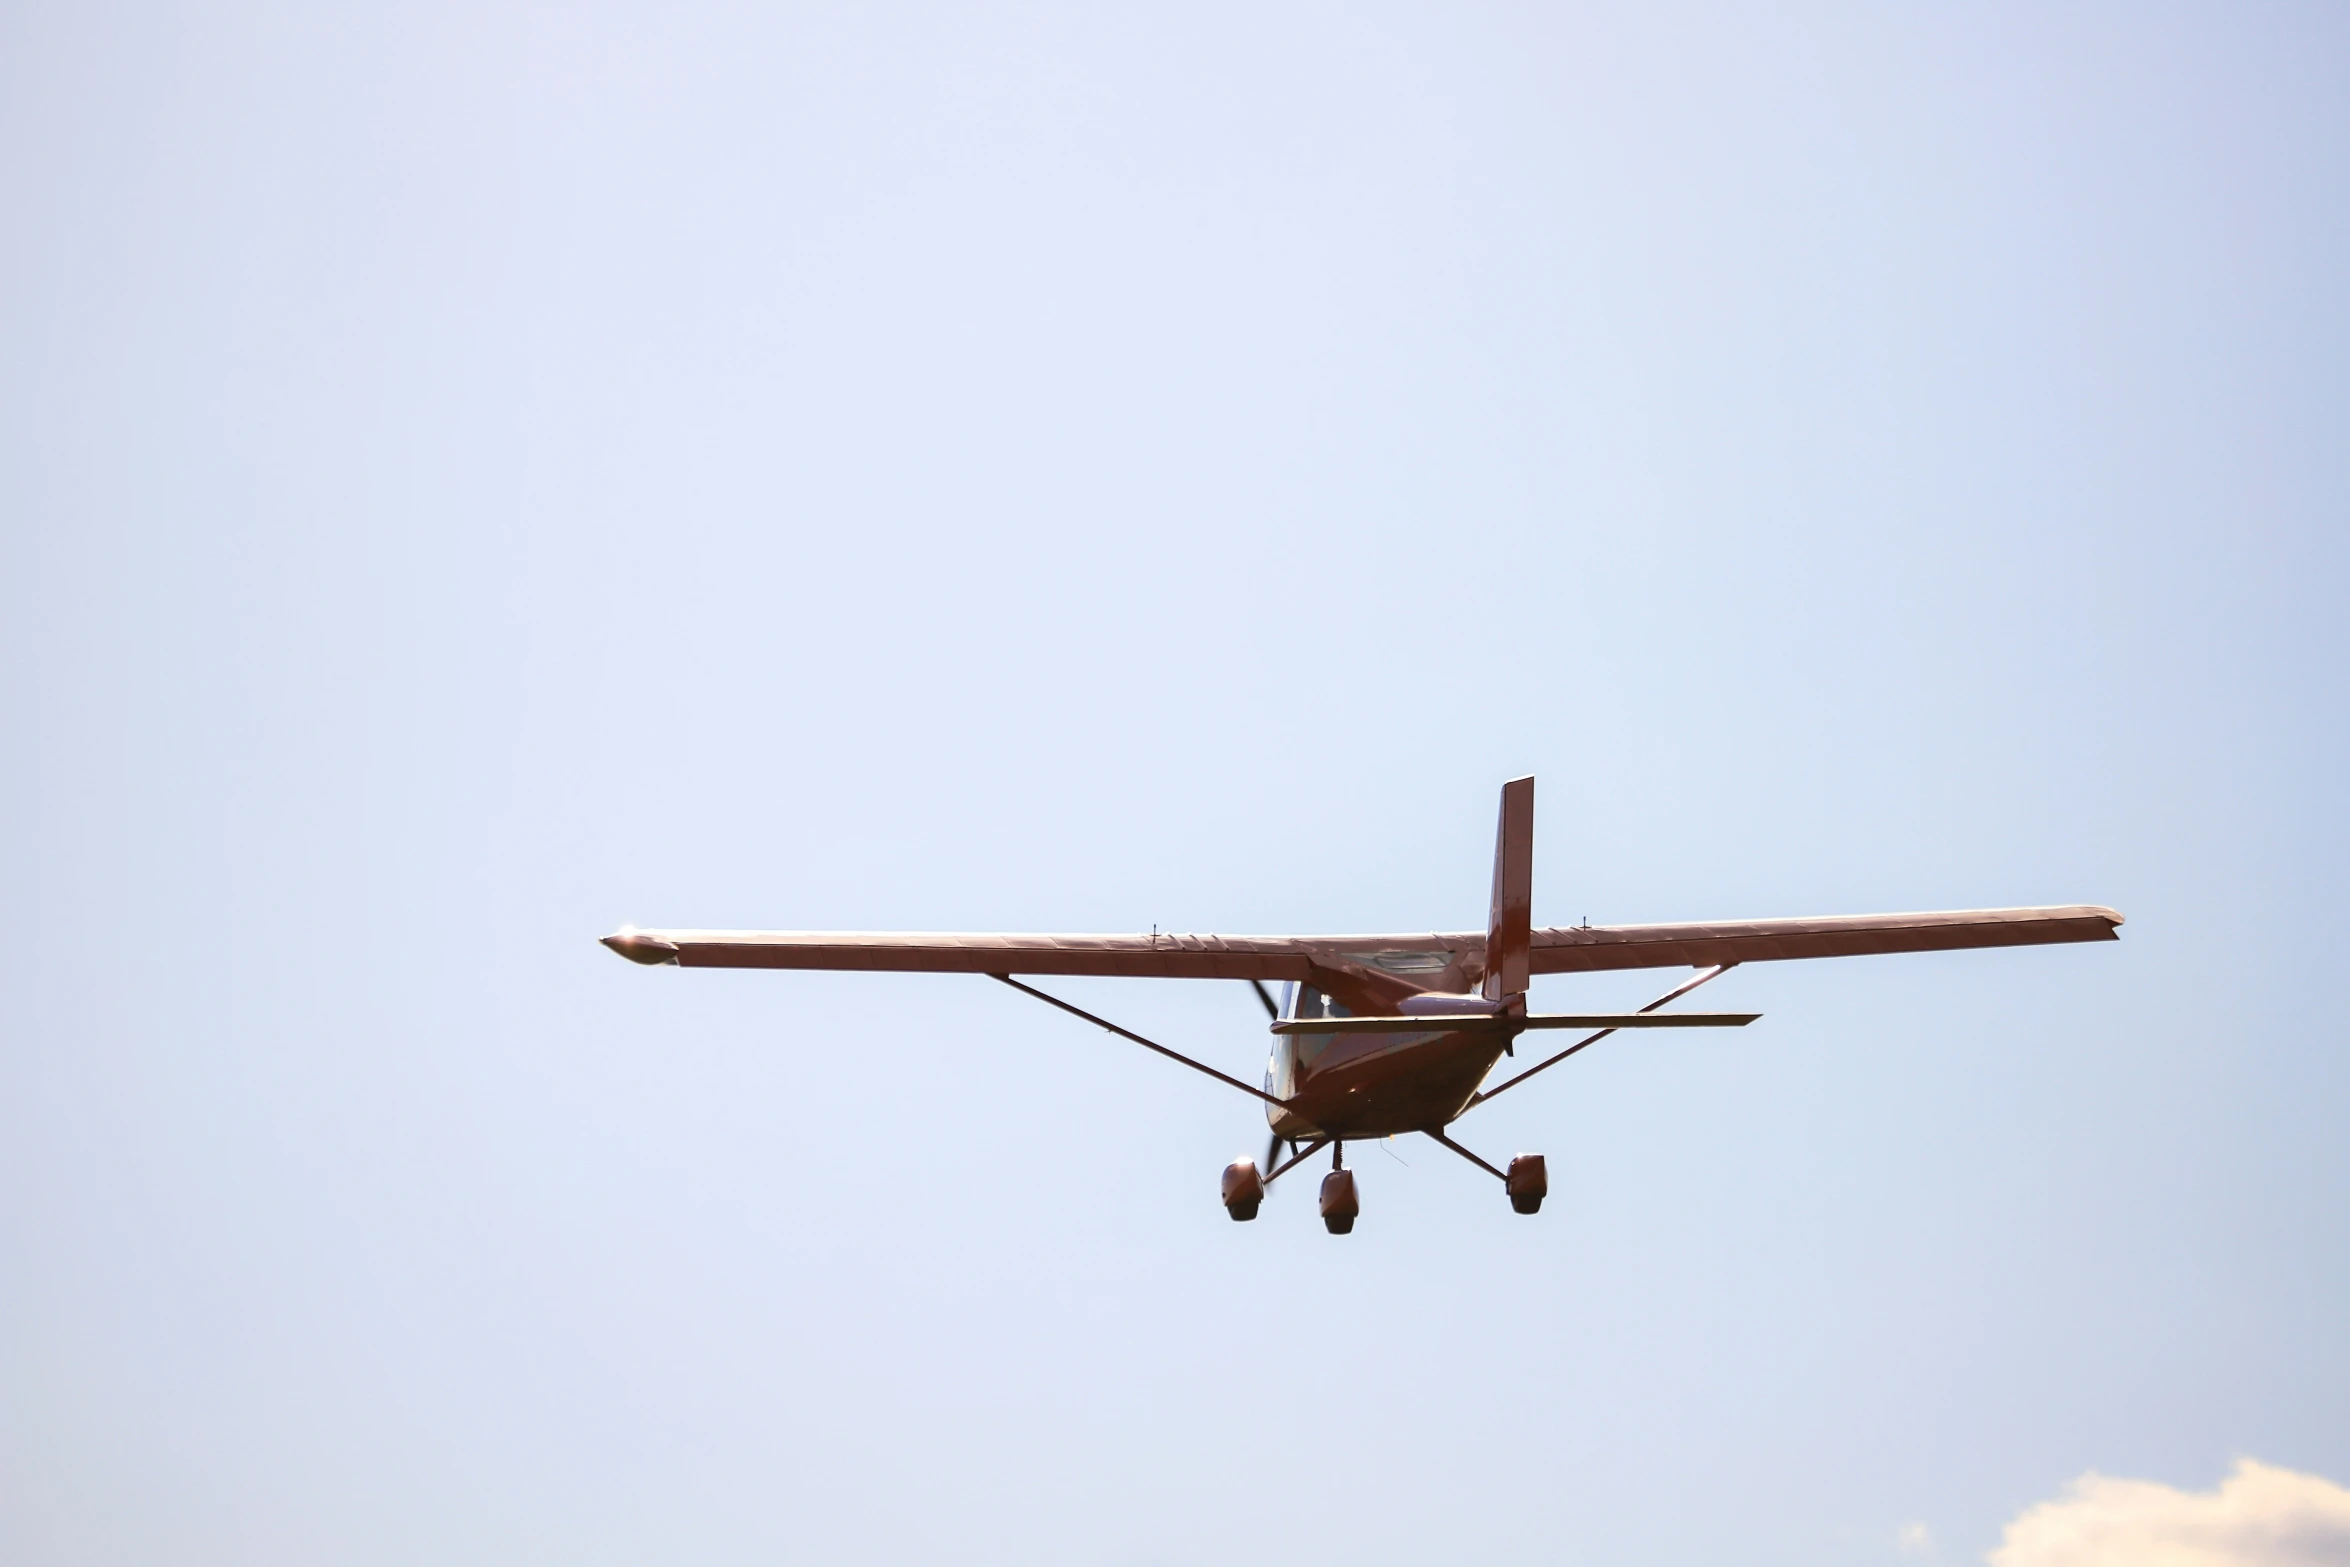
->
[[602, 929, 680, 965]]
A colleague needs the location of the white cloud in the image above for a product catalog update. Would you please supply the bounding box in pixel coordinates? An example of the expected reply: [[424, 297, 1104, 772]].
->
[[1897, 1520, 1934, 1556], [1990, 1459, 2350, 1567]]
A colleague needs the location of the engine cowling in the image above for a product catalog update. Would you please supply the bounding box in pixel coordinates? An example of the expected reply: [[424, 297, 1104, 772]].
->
[[1220, 1159, 1265, 1221]]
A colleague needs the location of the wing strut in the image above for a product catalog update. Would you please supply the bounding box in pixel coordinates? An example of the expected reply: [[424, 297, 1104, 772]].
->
[[989, 974, 1293, 1112], [1460, 963, 1738, 1113]]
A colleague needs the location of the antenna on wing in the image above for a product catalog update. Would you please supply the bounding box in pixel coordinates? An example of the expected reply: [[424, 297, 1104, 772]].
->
[[1482, 776, 1535, 1003]]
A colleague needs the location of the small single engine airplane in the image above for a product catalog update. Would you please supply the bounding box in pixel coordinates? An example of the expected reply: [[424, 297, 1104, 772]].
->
[[603, 778, 2121, 1233]]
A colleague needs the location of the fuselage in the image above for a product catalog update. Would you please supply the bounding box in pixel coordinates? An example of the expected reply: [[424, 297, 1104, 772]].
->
[[1263, 983, 1510, 1141]]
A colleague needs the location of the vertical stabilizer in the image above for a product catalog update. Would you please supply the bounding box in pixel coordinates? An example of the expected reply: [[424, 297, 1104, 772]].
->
[[1484, 776, 1534, 1001]]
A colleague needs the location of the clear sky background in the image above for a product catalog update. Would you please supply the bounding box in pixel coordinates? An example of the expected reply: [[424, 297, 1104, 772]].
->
[[4, 3, 2346, 1564]]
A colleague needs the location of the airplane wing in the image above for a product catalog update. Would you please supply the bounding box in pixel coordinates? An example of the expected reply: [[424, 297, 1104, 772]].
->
[[603, 904, 2121, 1007], [600, 928, 1446, 1013], [1525, 904, 2123, 975], [607, 928, 1361, 980]]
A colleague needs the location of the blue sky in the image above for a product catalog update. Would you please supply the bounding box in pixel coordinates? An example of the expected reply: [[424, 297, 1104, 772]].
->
[[3, 3, 2345, 1562]]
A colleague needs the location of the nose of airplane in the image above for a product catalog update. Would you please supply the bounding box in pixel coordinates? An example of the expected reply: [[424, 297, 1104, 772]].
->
[[601, 930, 680, 964]]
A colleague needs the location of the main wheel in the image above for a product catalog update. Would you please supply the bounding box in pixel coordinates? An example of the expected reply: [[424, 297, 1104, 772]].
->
[[1506, 1153, 1547, 1215], [1319, 1168, 1359, 1234], [1221, 1158, 1265, 1222]]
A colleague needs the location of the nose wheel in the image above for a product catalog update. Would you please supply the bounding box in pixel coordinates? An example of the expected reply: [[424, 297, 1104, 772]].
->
[[1319, 1143, 1359, 1234]]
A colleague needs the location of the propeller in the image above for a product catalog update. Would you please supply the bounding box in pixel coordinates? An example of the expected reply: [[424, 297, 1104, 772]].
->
[[1247, 981, 1285, 1194]]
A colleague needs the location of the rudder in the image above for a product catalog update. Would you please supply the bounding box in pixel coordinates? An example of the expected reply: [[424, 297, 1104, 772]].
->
[[1484, 776, 1534, 1001]]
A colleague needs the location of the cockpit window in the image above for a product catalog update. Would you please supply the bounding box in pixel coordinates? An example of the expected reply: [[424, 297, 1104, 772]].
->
[[1286, 986, 1349, 1021]]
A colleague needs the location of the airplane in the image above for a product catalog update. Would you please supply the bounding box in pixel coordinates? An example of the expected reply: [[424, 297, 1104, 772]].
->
[[602, 777, 2122, 1234]]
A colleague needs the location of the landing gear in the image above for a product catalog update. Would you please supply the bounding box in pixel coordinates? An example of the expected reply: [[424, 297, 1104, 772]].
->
[[1505, 1153, 1548, 1215], [1220, 1158, 1265, 1221], [1421, 1129, 1548, 1217], [1319, 1142, 1359, 1235], [1223, 1135, 1337, 1230]]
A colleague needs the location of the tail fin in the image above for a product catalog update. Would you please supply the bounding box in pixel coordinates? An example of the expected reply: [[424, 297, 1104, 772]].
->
[[1484, 776, 1534, 1001]]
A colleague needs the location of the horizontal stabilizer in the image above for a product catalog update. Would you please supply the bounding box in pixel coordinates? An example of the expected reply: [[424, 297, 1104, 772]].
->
[[1520, 1011, 1758, 1029], [1270, 1012, 1758, 1035]]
